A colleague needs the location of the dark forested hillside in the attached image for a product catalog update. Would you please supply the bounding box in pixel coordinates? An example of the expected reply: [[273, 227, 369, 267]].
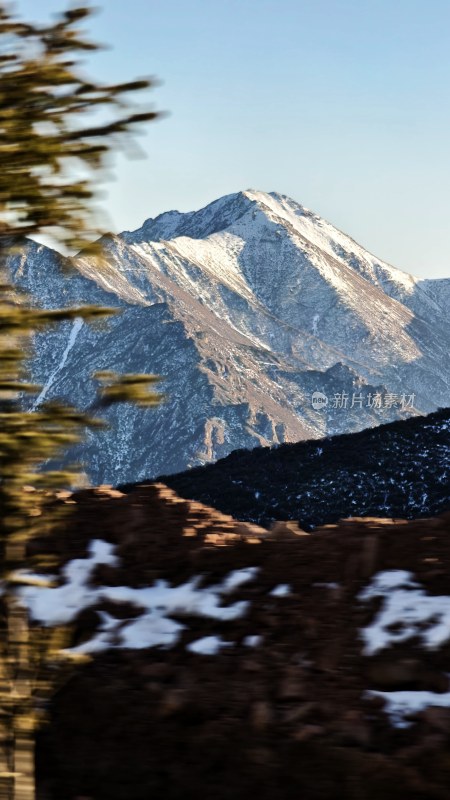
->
[[154, 409, 450, 529]]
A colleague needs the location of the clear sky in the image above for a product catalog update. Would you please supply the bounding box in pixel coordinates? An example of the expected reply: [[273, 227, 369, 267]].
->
[[18, 0, 450, 278]]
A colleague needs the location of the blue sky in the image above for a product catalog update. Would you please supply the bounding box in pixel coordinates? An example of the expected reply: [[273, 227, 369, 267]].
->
[[18, 0, 450, 278]]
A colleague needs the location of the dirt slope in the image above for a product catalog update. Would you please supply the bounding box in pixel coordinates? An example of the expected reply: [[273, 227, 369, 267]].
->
[[32, 483, 450, 800]]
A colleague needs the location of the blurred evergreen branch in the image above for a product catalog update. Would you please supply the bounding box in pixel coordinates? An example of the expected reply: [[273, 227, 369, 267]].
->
[[0, 4, 164, 797]]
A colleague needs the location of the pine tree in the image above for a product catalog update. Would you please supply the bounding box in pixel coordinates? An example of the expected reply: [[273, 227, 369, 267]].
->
[[0, 5, 163, 798]]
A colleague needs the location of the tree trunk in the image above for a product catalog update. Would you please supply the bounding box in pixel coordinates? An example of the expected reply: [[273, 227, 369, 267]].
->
[[12, 713, 35, 800], [0, 704, 15, 800], [2, 589, 36, 800]]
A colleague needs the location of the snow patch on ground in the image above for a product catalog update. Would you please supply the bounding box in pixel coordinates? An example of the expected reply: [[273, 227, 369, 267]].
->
[[359, 570, 450, 655], [20, 539, 118, 625], [187, 636, 232, 655], [270, 584, 292, 597], [221, 566, 259, 593], [17, 541, 259, 654], [367, 689, 450, 728], [243, 634, 263, 647]]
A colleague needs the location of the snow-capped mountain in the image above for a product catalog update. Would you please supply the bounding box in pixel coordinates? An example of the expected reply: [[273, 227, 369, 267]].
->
[[8, 189, 450, 484]]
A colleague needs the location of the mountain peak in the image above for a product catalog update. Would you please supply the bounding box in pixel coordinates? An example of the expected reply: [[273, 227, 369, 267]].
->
[[121, 189, 334, 252], [122, 190, 262, 245], [119, 188, 428, 316]]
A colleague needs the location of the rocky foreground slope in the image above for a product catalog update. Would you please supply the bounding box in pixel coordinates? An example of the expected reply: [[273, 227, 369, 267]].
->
[[12, 483, 450, 799], [9, 190, 450, 483]]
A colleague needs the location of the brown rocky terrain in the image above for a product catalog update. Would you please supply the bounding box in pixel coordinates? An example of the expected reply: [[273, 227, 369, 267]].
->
[[27, 483, 450, 800]]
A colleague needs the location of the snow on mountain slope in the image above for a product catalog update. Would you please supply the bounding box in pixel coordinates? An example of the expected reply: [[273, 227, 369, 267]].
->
[[123, 190, 450, 388], [8, 190, 450, 484]]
